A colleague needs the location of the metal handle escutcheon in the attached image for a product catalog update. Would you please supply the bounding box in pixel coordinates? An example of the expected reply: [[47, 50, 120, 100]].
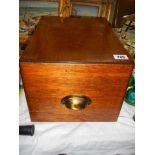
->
[[61, 95, 91, 110]]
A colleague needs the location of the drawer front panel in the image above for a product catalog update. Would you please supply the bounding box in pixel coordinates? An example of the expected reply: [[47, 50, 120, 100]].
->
[[20, 63, 133, 121]]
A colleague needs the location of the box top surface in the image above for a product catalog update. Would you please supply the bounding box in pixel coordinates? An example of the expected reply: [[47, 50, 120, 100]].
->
[[20, 16, 133, 64]]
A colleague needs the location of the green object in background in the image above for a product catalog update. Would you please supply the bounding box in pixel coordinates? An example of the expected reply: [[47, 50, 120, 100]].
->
[[128, 75, 135, 87], [125, 86, 135, 106], [125, 74, 135, 106]]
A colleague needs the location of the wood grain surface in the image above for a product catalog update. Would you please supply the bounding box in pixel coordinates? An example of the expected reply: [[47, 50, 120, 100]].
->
[[20, 16, 134, 122], [20, 16, 133, 64], [20, 63, 133, 122]]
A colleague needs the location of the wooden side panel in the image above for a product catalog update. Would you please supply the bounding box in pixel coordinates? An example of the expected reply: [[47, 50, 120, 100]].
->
[[20, 63, 133, 122]]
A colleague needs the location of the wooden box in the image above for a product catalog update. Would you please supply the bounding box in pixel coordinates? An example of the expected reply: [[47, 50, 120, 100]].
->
[[20, 16, 134, 122]]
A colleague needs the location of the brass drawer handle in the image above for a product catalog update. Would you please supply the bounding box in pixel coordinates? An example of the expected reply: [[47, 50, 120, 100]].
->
[[61, 95, 91, 110]]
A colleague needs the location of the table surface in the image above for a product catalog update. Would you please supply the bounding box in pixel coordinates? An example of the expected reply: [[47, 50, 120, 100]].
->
[[19, 88, 135, 155]]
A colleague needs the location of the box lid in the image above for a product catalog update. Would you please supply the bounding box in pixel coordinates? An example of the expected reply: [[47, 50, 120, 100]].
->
[[20, 16, 133, 64]]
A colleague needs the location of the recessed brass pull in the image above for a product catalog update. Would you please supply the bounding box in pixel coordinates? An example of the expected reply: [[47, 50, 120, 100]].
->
[[61, 95, 91, 110]]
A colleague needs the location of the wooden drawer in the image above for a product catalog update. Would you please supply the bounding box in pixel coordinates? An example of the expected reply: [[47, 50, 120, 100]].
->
[[20, 63, 133, 122], [20, 16, 134, 122]]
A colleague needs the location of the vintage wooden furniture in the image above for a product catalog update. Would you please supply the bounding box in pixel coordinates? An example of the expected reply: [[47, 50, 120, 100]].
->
[[20, 16, 134, 122]]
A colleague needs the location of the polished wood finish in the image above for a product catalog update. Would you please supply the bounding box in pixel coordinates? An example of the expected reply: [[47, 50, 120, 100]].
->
[[20, 16, 134, 122], [20, 16, 133, 63], [20, 63, 133, 122]]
